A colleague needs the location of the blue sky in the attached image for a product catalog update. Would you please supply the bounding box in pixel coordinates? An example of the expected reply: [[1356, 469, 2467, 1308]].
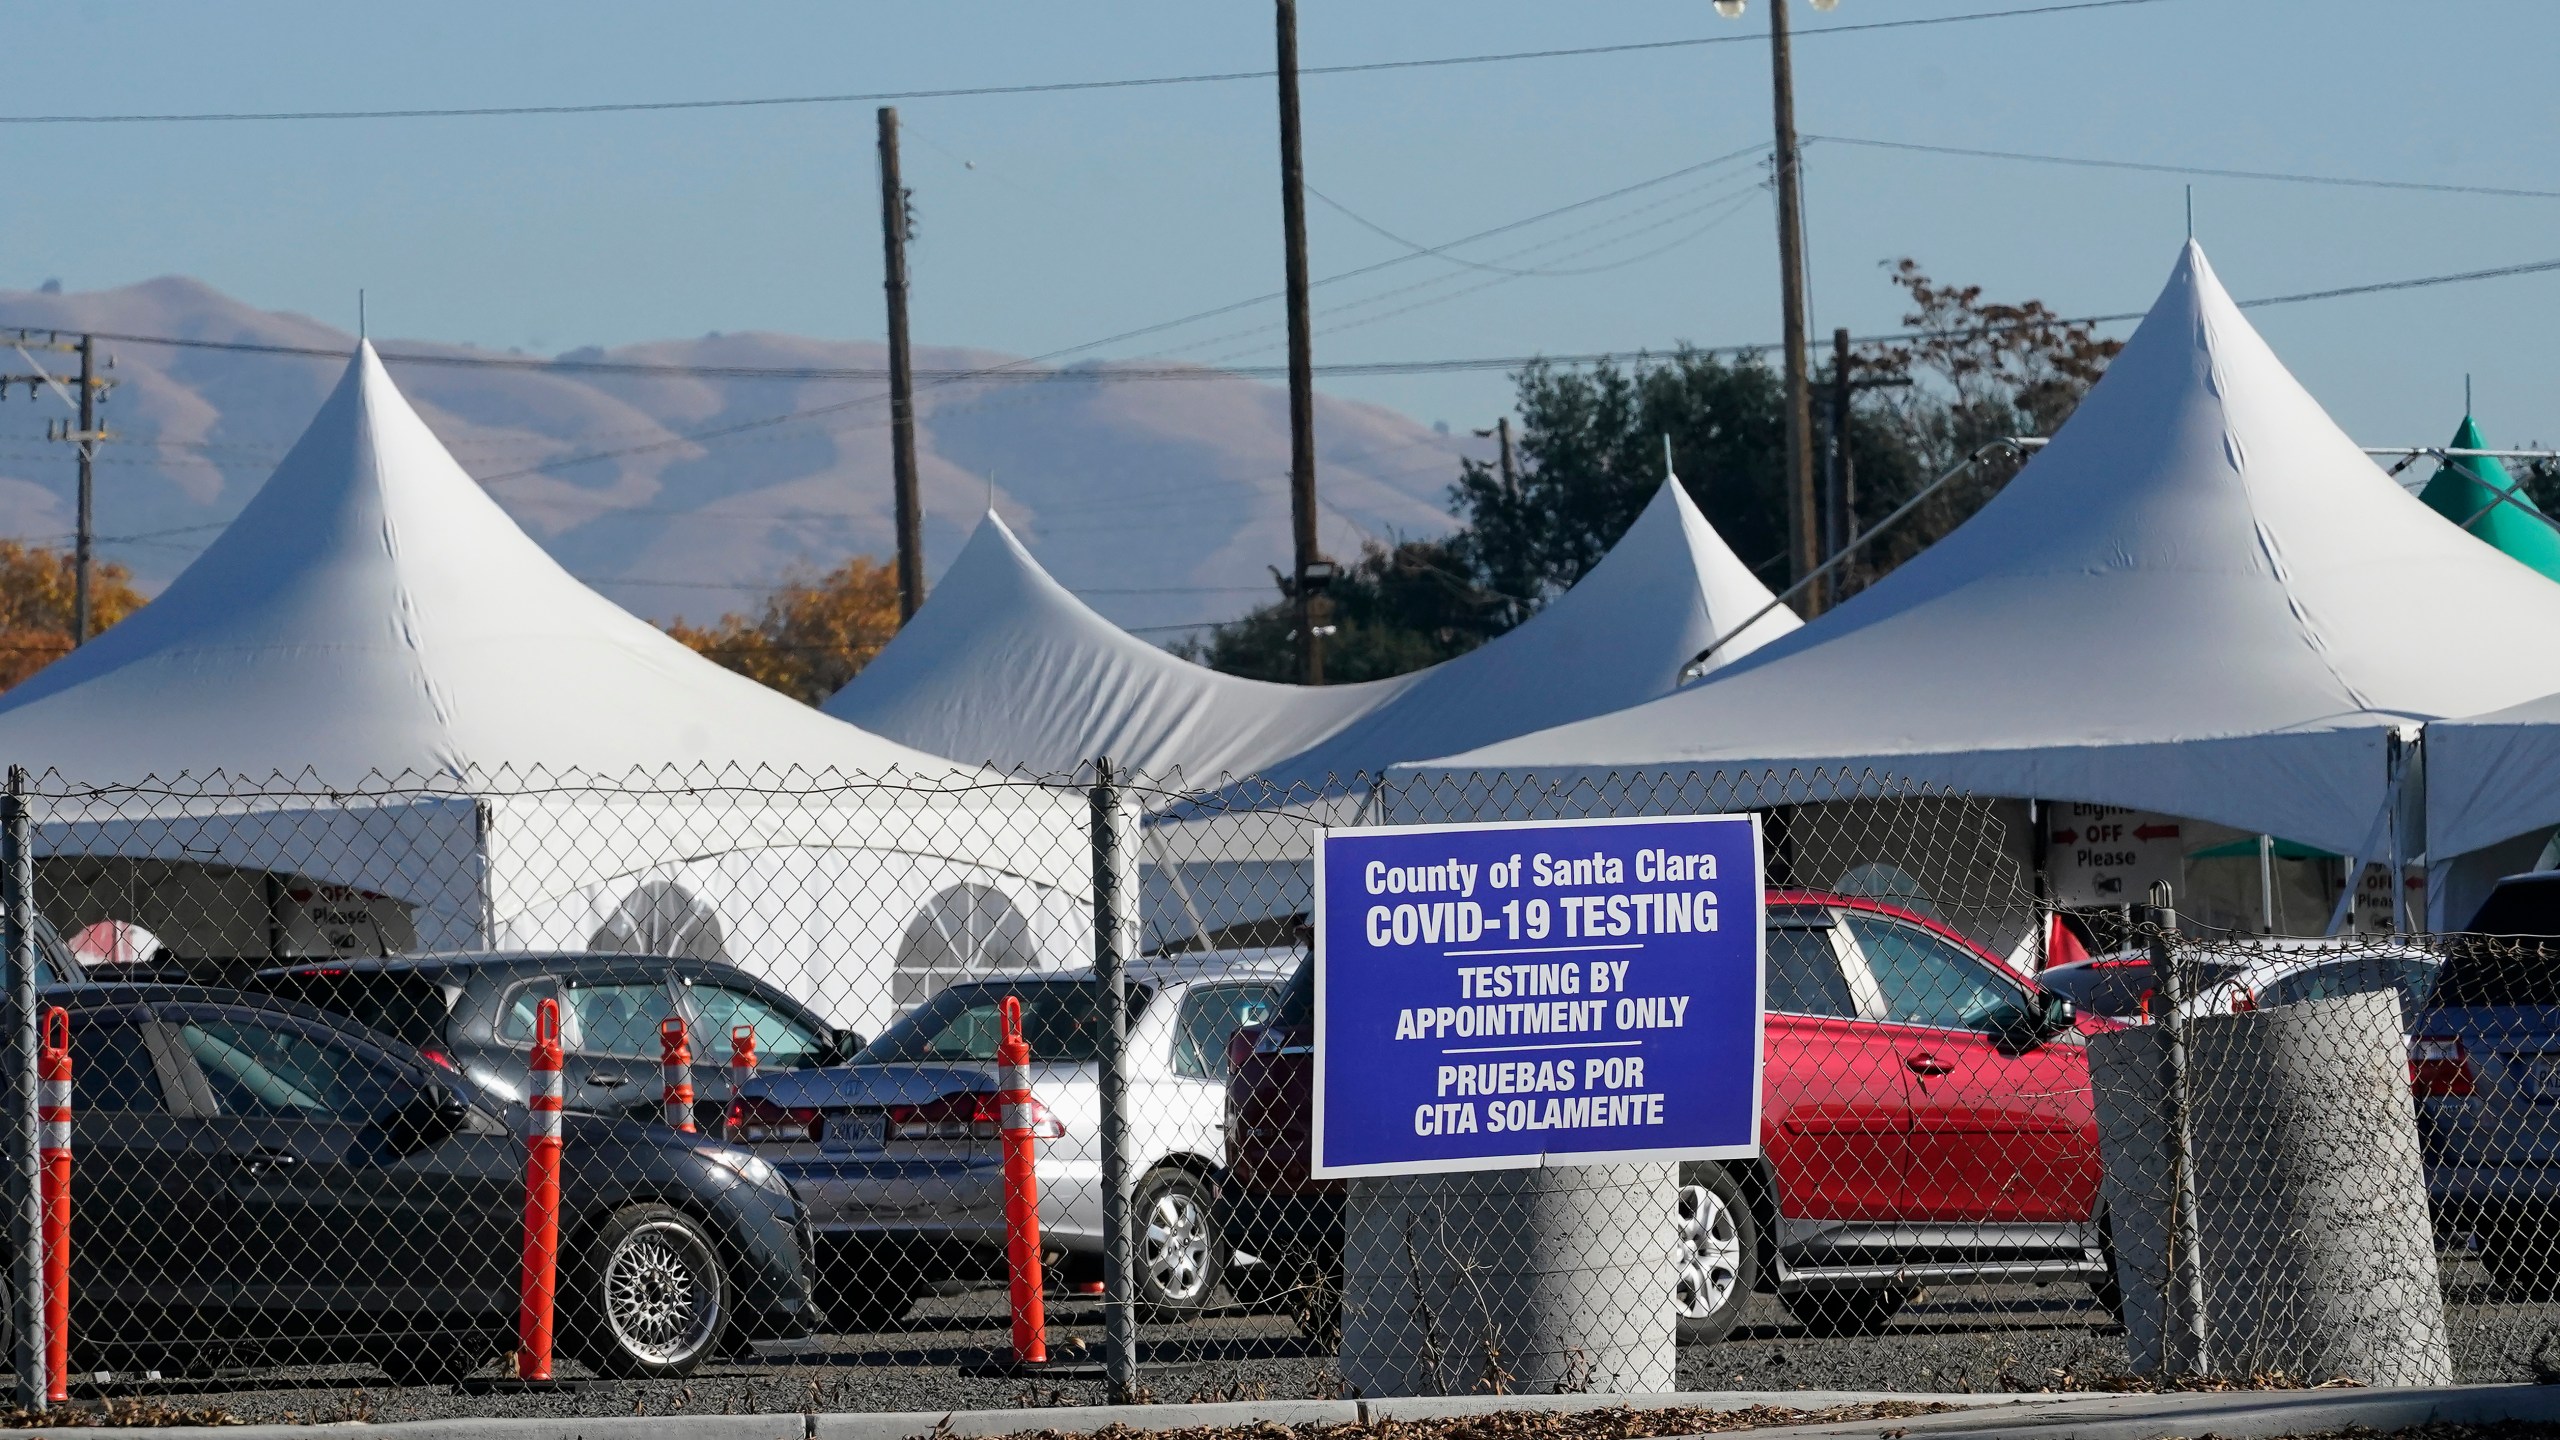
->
[[10, 0, 2560, 460]]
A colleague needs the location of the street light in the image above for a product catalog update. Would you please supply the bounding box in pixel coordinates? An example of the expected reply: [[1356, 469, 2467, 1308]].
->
[[1714, 0, 1832, 611]]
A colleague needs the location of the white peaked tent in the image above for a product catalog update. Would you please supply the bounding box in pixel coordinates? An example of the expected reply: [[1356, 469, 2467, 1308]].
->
[[826, 511, 1413, 779], [1245, 476, 1798, 795], [1401, 242, 2560, 872], [830, 478, 1796, 786], [0, 345, 1088, 1029]]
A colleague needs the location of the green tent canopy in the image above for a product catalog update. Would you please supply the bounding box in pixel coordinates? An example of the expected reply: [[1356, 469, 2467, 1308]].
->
[[2419, 414, 2560, 583]]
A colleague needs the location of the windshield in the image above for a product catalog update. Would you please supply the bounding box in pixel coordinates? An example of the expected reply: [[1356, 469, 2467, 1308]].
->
[[857, 978, 1154, 1064]]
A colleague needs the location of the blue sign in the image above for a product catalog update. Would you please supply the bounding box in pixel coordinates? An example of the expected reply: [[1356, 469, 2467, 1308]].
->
[[1312, 813, 1764, 1178]]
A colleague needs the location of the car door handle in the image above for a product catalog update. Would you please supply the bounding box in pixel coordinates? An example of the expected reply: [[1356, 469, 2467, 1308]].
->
[[1904, 1053, 1955, 1077], [232, 1147, 303, 1176], [585, 1071, 628, 1087]]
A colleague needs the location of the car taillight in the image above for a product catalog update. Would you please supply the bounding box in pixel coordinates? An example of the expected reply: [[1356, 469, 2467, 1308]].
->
[[888, 1091, 1064, 1141], [420, 1046, 459, 1071], [726, 1095, 822, 1143], [2409, 1036, 2475, 1097]]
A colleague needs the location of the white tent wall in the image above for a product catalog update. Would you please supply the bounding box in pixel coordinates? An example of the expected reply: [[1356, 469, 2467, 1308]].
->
[[2423, 696, 2560, 917], [480, 783, 1092, 1034]]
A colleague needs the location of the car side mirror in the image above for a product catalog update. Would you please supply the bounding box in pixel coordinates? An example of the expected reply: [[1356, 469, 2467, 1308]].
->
[[380, 1083, 469, 1156]]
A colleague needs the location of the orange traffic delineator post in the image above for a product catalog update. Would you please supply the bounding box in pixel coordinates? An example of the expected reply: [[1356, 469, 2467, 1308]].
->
[[727, 1023, 757, 1137], [997, 995, 1048, 1367], [37, 1007, 69, 1404], [660, 1018, 695, 1133], [517, 998, 564, 1382]]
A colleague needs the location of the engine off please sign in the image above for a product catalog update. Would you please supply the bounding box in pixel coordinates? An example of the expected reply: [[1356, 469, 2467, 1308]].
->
[[1312, 813, 1764, 1178]]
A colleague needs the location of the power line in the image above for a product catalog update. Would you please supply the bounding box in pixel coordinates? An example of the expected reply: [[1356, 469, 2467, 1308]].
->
[[1809, 134, 2560, 202], [0, 1, 2175, 126]]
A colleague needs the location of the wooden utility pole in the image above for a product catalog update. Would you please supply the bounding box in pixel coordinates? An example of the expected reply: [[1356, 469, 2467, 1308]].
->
[[1767, 0, 1819, 610], [1824, 326, 1853, 612], [2, 333, 113, 645], [73, 336, 98, 642], [877, 106, 926, 625], [1495, 416, 1518, 498], [1275, 0, 1326, 685]]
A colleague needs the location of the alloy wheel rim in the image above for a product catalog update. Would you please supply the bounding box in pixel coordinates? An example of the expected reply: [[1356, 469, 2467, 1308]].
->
[[1672, 1184, 1744, 1319], [1143, 1186, 1212, 1300], [604, 1220, 721, 1365]]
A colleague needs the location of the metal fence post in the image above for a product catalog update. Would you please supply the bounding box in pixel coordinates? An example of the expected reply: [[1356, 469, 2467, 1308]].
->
[[1091, 759, 1139, 1401], [2149, 880, 2210, 1377], [1, 769, 42, 1411]]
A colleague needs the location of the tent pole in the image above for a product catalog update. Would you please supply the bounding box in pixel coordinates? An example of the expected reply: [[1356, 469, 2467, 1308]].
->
[[2257, 833, 2275, 935]]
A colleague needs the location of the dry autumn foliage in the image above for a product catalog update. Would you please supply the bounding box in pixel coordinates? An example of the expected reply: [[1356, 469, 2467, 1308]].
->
[[664, 556, 902, 706], [0, 540, 147, 692]]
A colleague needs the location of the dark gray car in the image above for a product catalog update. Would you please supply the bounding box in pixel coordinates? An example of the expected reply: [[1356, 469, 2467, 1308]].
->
[[54, 983, 817, 1382], [255, 952, 860, 1131]]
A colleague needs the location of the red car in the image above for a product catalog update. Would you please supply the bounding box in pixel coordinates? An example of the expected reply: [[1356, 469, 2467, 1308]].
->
[[1220, 890, 2115, 1342]]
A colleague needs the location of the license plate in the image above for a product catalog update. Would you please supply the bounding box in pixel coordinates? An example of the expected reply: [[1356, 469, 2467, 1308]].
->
[[823, 1112, 886, 1153], [2527, 1056, 2560, 1097]]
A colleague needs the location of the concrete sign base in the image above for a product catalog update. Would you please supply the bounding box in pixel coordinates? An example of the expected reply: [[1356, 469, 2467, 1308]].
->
[[1338, 1164, 1675, 1397]]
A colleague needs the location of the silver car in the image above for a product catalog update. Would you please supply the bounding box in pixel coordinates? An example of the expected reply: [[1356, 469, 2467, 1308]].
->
[[733, 955, 1288, 1328]]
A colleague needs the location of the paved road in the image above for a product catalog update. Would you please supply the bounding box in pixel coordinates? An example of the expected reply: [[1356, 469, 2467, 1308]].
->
[[66, 1271, 2560, 1426]]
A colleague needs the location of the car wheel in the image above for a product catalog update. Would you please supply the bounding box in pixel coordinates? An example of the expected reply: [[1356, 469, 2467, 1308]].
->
[[2482, 1209, 2560, 1300], [571, 1205, 729, 1379], [1134, 1166, 1221, 1318], [1673, 1164, 1756, 1344], [372, 1334, 491, 1388], [1783, 1282, 1910, 1338]]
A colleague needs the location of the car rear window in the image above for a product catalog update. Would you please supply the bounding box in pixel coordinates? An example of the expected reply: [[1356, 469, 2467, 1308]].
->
[[858, 979, 1153, 1064], [259, 969, 455, 1050]]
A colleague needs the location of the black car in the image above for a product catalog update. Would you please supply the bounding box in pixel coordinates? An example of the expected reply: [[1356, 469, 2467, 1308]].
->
[[58, 983, 817, 1383], [256, 952, 859, 1133]]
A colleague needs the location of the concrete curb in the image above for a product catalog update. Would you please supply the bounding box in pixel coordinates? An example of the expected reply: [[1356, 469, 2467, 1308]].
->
[[29, 1383, 2560, 1440]]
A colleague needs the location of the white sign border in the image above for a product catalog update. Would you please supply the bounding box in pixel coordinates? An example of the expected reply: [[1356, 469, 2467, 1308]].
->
[[1310, 810, 1766, 1180]]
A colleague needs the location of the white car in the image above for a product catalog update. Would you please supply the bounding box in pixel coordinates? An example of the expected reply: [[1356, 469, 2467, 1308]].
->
[[2175, 943, 2442, 1032], [733, 954, 1289, 1328]]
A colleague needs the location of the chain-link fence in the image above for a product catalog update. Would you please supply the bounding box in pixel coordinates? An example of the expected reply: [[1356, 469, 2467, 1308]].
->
[[0, 761, 2550, 1421]]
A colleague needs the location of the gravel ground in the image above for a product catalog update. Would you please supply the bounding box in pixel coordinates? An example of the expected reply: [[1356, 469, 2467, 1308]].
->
[[41, 1261, 2560, 1426]]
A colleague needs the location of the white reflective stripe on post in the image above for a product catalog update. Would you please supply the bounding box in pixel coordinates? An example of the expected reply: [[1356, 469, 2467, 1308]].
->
[[530, 1066, 564, 1142], [1001, 1101, 1037, 1132], [36, 1078, 67, 1153], [998, 1062, 1030, 1094]]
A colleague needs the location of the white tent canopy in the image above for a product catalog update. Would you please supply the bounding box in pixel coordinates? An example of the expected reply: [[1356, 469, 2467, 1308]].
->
[[1400, 242, 2560, 862], [829, 478, 1797, 789], [0, 346, 1087, 1028], [0, 343, 959, 781], [827, 511, 1409, 781]]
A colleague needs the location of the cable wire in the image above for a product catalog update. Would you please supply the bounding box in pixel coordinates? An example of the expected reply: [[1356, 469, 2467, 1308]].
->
[[0, 1, 2176, 126], [1809, 134, 2560, 202]]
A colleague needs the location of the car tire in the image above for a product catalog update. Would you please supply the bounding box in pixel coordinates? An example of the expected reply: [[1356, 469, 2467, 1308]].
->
[[1133, 1166, 1221, 1318], [1783, 1282, 1911, 1338], [569, 1205, 729, 1379], [2089, 1207, 2124, 1320], [2482, 1209, 2560, 1300], [1673, 1164, 1756, 1344]]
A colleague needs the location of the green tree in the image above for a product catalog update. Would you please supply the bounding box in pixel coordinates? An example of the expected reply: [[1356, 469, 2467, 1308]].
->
[[1170, 537, 1507, 684], [1181, 260, 2119, 681]]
